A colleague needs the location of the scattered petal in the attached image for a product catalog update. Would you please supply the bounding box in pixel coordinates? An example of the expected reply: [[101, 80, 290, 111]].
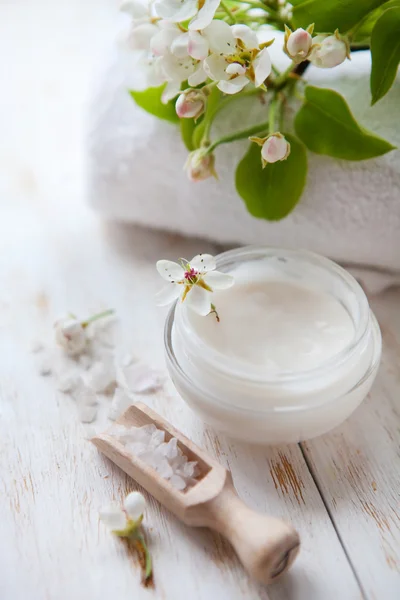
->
[[99, 505, 127, 531]]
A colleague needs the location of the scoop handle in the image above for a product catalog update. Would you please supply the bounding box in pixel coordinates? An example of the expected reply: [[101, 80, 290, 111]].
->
[[203, 477, 300, 584]]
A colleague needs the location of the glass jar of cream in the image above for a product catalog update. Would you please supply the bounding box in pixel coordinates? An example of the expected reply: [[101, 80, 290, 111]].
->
[[164, 247, 382, 445]]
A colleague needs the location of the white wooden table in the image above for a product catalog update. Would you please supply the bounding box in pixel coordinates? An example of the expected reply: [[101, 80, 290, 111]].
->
[[0, 1, 399, 598]]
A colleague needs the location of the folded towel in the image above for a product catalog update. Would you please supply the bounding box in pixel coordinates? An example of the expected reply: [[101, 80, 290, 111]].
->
[[86, 34, 400, 291]]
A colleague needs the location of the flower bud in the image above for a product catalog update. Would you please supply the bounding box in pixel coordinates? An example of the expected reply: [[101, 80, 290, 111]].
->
[[309, 31, 349, 69], [55, 318, 86, 356], [285, 26, 313, 62], [185, 150, 217, 182], [176, 89, 206, 120], [251, 133, 291, 167], [124, 492, 146, 521]]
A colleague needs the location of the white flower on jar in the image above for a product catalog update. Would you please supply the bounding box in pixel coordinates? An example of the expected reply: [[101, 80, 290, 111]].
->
[[309, 30, 349, 69], [55, 318, 87, 356], [284, 24, 314, 63], [155, 254, 234, 316], [100, 491, 146, 534], [154, 0, 220, 31], [203, 24, 272, 94], [184, 149, 216, 182], [250, 133, 291, 167]]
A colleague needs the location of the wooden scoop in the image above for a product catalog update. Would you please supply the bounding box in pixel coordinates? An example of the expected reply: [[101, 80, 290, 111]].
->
[[92, 403, 300, 585]]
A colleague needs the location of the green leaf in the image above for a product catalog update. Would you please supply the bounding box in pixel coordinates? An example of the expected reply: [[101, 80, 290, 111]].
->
[[370, 7, 400, 104], [180, 118, 197, 151], [192, 121, 206, 148], [235, 134, 307, 221], [129, 85, 179, 123], [294, 86, 395, 160], [292, 0, 389, 33]]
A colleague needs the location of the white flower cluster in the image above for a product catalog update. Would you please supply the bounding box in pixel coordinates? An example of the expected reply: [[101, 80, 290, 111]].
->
[[121, 0, 273, 103]]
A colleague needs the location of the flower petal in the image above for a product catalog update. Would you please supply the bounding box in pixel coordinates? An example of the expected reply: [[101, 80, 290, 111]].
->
[[218, 76, 249, 94], [171, 32, 190, 58], [189, 0, 220, 31], [253, 48, 271, 87], [127, 23, 159, 51], [159, 54, 196, 82], [155, 283, 182, 306], [188, 31, 209, 60], [161, 80, 181, 103], [99, 505, 126, 531], [120, 0, 148, 19], [204, 270, 234, 289], [150, 28, 179, 56], [225, 62, 246, 76], [155, 0, 198, 23], [203, 21, 236, 55], [186, 285, 212, 316], [124, 492, 146, 520], [190, 253, 216, 272], [157, 260, 185, 280], [203, 54, 230, 81], [231, 24, 259, 50], [188, 63, 207, 86]]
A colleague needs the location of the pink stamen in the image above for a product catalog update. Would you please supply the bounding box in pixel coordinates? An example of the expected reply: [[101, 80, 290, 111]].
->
[[184, 267, 198, 280]]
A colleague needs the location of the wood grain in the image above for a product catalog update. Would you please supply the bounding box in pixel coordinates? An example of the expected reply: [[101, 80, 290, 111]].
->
[[301, 289, 400, 600]]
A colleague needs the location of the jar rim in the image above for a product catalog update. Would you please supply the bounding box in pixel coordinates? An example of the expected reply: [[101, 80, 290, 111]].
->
[[175, 246, 371, 384]]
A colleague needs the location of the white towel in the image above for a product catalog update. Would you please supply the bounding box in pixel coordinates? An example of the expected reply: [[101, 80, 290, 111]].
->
[[86, 34, 400, 291]]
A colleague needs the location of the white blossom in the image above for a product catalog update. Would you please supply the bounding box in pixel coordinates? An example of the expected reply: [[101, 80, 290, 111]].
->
[[203, 24, 272, 94], [55, 318, 87, 356], [309, 31, 349, 69], [155, 254, 234, 315]]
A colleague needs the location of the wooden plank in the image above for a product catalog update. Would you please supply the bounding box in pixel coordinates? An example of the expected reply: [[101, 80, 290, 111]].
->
[[301, 288, 400, 600], [0, 206, 362, 599]]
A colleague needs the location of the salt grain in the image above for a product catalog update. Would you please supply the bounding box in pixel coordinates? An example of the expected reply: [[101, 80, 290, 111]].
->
[[78, 404, 98, 424], [108, 387, 134, 421], [84, 360, 116, 394], [110, 423, 198, 491], [116, 362, 164, 394]]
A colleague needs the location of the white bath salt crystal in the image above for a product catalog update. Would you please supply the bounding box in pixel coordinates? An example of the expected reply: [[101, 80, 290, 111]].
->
[[37, 353, 53, 376], [179, 461, 198, 479], [169, 474, 187, 491], [56, 371, 80, 393], [78, 354, 92, 370], [74, 384, 98, 407], [117, 362, 164, 394], [125, 441, 148, 456], [164, 437, 179, 460], [84, 360, 116, 393], [150, 428, 165, 447], [82, 424, 97, 440], [78, 403, 98, 424], [155, 459, 173, 479], [30, 340, 44, 354], [108, 388, 134, 421]]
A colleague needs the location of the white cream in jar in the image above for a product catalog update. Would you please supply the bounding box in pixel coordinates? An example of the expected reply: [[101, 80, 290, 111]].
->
[[165, 248, 382, 444]]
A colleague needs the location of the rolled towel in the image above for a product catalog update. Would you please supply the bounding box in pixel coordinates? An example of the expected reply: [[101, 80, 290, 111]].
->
[[86, 33, 400, 289]]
